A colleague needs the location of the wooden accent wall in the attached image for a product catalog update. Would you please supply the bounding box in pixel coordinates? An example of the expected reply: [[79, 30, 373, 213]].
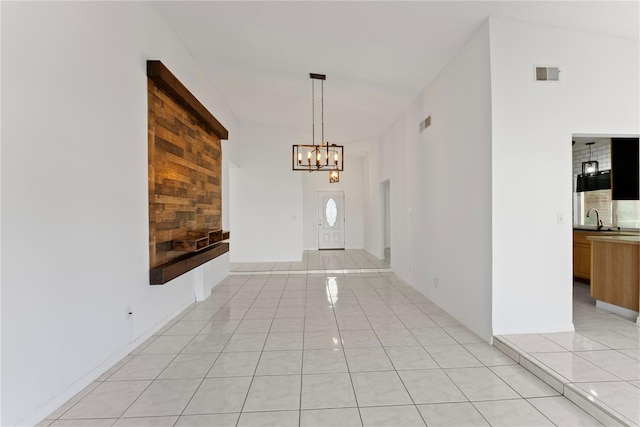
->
[[148, 70, 224, 268]]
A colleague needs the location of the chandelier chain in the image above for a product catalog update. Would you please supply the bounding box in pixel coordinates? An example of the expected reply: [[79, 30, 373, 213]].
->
[[321, 78, 324, 147], [312, 78, 315, 147]]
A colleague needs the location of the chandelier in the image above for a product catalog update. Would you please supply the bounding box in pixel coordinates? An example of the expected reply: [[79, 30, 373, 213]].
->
[[581, 142, 599, 175], [292, 73, 344, 182]]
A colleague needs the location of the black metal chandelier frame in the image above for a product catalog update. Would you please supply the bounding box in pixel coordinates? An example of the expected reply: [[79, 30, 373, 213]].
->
[[292, 73, 344, 175], [581, 142, 599, 176]]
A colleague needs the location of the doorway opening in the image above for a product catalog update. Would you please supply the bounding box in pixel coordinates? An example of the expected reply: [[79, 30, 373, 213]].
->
[[318, 190, 345, 250], [382, 179, 391, 263], [571, 134, 640, 325]]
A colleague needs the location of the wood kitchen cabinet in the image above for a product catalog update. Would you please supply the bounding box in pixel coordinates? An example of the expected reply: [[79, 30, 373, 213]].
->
[[588, 235, 640, 312], [573, 231, 593, 280], [573, 229, 640, 281]]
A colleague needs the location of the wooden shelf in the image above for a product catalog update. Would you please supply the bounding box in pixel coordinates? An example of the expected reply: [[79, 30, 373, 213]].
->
[[172, 229, 229, 253], [154, 228, 231, 284], [173, 235, 209, 252], [150, 242, 229, 285], [147, 60, 229, 140], [193, 229, 222, 244]]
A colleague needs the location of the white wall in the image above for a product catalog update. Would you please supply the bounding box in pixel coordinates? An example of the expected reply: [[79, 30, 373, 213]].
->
[[1, 3, 236, 425], [228, 124, 365, 259], [368, 17, 639, 341], [384, 182, 390, 249], [490, 18, 639, 335], [388, 122, 415, 282], [375, 22, 493, 341], [363, 148, 385, 259], [229, 121, 303, 262], [302, 156, 365, 249], [0, 2, 4, 423], [0, 3, 3, 423]]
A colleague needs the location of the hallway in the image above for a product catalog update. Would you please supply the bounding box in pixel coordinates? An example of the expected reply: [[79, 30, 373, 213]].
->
[[41, 268, 603, 426]]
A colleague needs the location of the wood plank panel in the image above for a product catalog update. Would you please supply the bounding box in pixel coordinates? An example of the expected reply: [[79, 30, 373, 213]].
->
[[148, 65, 226, 276], [147, 60, 229, 140]]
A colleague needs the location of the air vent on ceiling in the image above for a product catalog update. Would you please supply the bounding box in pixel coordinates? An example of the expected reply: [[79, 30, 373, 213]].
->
[[535, 66, 560, 82], [419, 115, 431, 132]]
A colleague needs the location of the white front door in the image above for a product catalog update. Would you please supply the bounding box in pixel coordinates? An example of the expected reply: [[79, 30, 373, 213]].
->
[[318, 191, 345, 249]]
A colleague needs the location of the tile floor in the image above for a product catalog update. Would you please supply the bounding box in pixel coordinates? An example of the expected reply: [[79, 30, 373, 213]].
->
[[497, 282, 640, 426], [41, 269, 605, 426], [229, 249, 391, 274]]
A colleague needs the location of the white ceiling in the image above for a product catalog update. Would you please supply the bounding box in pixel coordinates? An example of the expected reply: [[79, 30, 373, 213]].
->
[[154, 1, 639, 147]]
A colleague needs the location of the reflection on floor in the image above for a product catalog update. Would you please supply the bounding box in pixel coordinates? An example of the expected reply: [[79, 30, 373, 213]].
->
[[230, 249, 391, 274], [39, 272, 602, 427], [496, 282, 640, 426]]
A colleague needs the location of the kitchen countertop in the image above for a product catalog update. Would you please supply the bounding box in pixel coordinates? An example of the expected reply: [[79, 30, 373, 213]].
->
[[573, 225, 639, 233], [586, 234, 640, 245]]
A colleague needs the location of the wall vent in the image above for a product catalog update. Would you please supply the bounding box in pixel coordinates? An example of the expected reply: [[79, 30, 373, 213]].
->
[[419, 115, 431, 132], [535, 66, 560, 81]]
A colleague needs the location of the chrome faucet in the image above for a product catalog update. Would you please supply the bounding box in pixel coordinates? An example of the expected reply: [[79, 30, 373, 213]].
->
[[586, 208, 603, 230]]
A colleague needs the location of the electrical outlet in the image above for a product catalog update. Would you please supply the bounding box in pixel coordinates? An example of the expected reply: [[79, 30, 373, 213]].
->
[[434, 278, 439, 288]]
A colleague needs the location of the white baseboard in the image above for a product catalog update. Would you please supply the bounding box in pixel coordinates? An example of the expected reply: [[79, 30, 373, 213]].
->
[[492, 322, 576, 336]]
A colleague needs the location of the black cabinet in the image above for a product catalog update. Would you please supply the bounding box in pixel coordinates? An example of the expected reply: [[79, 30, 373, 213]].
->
[[611, 137, 639, 200], [576, 170, 611, 192]]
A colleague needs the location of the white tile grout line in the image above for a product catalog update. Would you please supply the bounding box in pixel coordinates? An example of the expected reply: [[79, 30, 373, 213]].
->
[[492, 336, 635, 427]]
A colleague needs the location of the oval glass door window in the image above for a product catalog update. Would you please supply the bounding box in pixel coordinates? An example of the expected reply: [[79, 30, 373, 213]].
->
[[325, 198, 337, 227]]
